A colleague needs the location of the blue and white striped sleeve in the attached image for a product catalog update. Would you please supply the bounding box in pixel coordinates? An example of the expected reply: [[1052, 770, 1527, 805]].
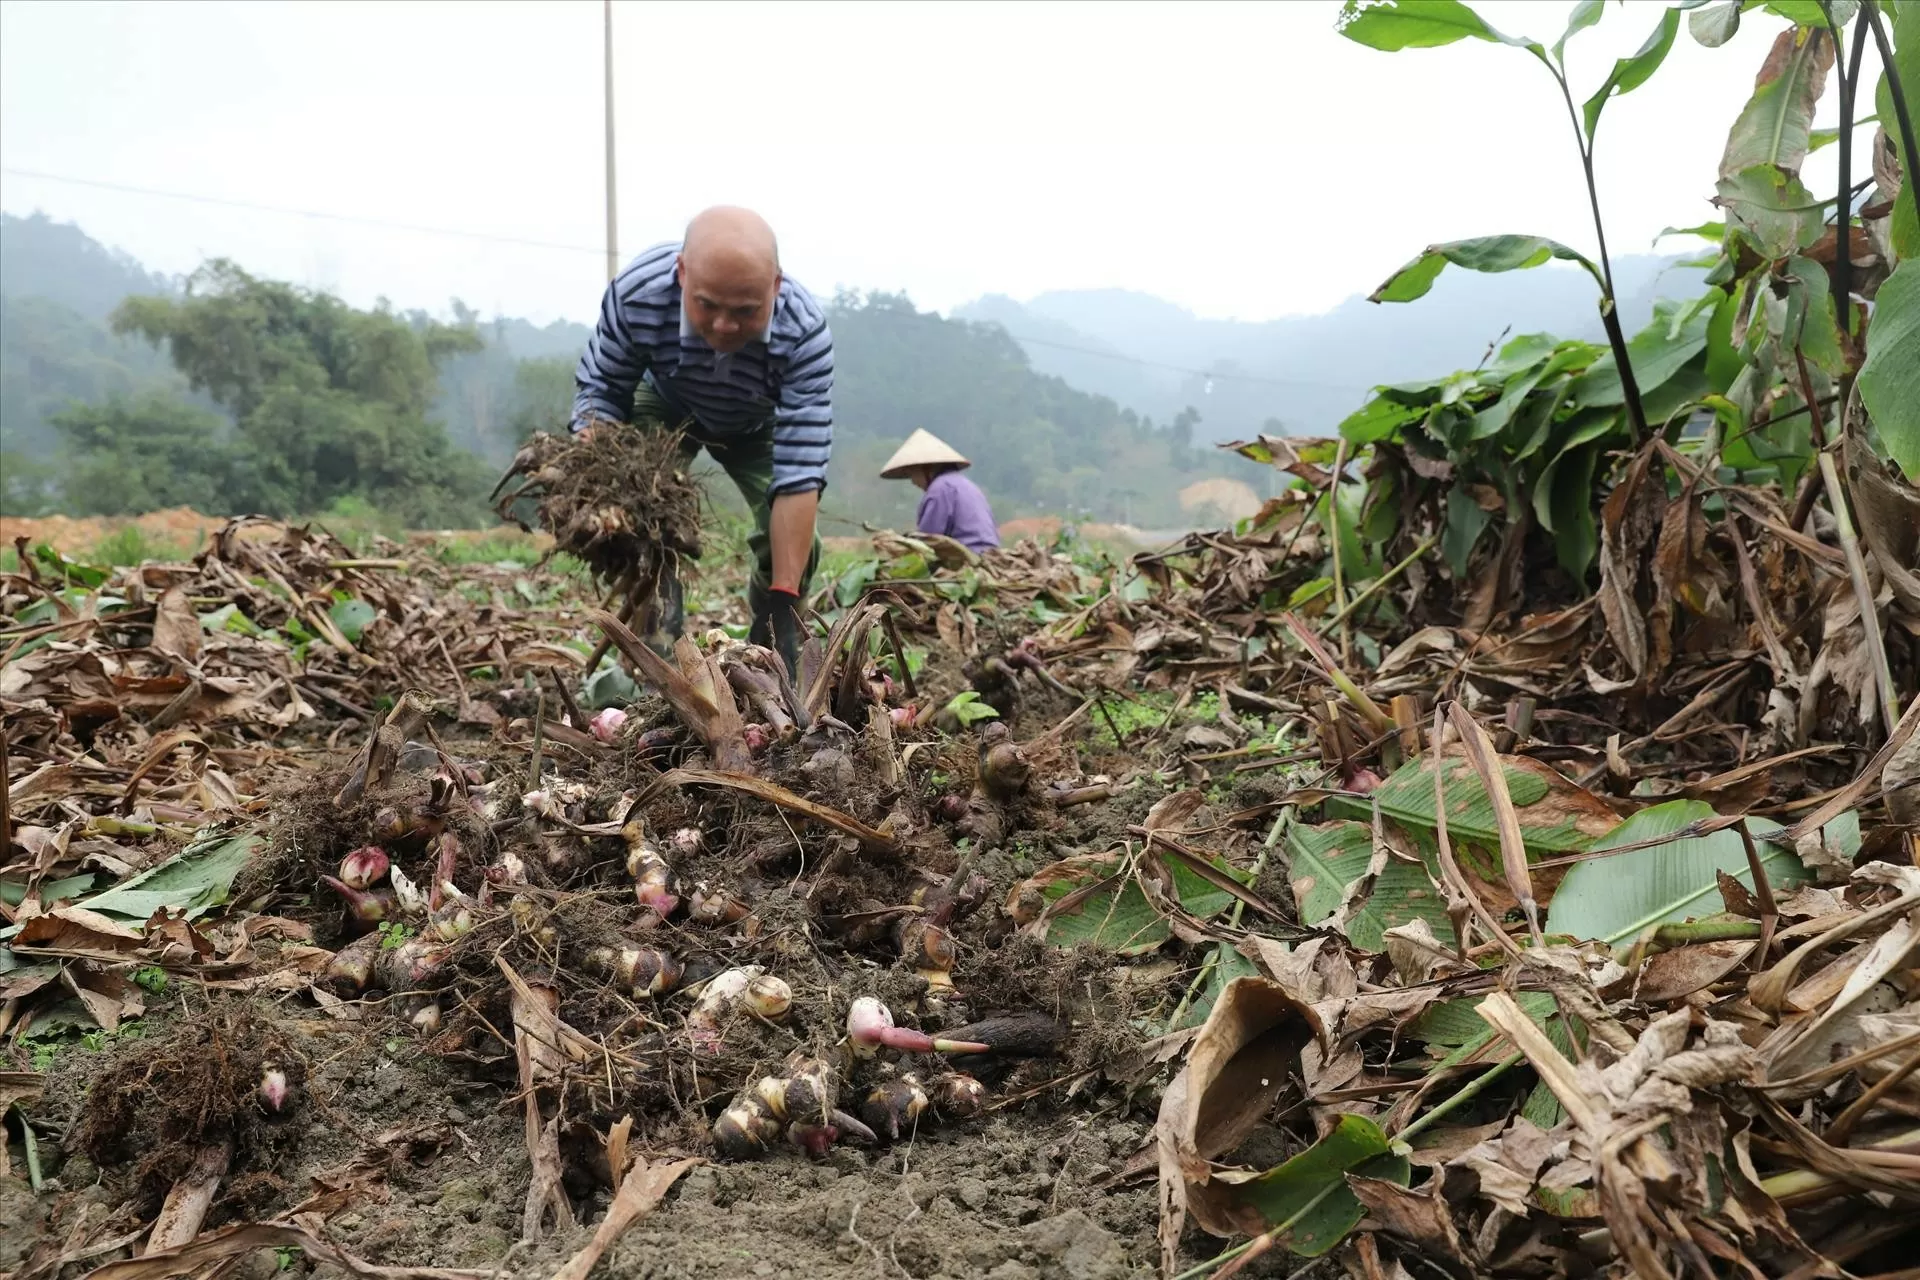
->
[[572, 245, 679, 431], [771, 319, 833, 495], [571, 278, 646, 431]]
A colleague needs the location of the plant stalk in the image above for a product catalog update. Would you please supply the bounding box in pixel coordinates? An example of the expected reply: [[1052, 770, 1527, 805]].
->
[[1317, 533, 1439, 636], [1863, 0, 1919, 238], [1818, 449, 1899, 735], [1327, 437, 1351, 667], [1822, 8, 1870, 343], [1550, 67, 1650, 443]]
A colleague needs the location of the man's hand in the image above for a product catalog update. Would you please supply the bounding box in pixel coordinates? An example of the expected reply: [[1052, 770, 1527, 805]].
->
[[750, 588, 803, 674]]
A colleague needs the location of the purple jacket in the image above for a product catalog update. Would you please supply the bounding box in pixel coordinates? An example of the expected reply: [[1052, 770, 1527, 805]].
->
[[916, 469, 1000, 553]]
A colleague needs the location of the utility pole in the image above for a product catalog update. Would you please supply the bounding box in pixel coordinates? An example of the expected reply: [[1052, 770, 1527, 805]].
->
[[603, 0, 618, 282]]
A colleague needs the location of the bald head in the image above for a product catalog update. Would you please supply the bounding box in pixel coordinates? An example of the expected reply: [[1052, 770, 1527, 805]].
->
[[678, 206, 782, 354]]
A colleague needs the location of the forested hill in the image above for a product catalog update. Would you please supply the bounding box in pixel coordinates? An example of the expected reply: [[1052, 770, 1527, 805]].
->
[[1, 213, 1246, 529]]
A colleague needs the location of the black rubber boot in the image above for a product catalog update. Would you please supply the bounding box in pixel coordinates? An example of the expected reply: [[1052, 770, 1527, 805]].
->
[[641, 563, 685, 659]]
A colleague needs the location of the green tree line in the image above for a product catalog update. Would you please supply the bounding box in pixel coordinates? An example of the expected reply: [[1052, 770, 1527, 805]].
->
[[1, 215, 1249, 528]]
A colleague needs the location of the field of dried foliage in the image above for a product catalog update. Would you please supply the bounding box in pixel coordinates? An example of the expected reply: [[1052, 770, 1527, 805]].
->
[[2, 396, 1916, 1280]]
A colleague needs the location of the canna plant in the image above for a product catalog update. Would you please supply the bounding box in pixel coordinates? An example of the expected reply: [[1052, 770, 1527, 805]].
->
[[1323, 0, 1917, 630]]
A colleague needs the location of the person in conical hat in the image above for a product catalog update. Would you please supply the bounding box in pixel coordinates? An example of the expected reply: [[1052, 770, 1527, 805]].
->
[[880, 430, 1000, 553]]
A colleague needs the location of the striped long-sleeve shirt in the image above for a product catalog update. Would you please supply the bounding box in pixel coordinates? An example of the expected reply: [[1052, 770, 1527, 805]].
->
[[571, 241, 834, 495]]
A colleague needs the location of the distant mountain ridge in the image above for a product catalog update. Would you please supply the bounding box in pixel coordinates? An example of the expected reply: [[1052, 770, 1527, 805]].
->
[[955, 254, 1708, 442]]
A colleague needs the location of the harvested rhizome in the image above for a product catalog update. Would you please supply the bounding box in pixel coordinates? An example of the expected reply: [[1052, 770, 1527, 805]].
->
[[3, 465, 1918, 1280]]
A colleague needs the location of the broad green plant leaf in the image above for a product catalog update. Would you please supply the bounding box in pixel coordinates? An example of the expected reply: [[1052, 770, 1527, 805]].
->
[[1284, 820, 1455, 951], [1232, 1114, 1412, 1257], [1583, 6, 1684, 138], [1874, 0, 1920, 258], [1762, 1, 1855, 26], [1534, 440, 1604, 576], [1336, 0, 1544, 59], [1554, 0, 1606, 61], [1689, 0, 1743, 46], [1441, 486, 1495, 576], [0, 874, 97, 908], [328, 596, 377, 644], [1353, 754, 1621, 857], [1858, 260, 1920, 482], [942, 691, 1000, 726], [78, 827, 261, 923], [1471, 343, 1590, 438], [1657, 219, 1729, 242], [1720, 24, 1836, 179], [1716, 165, 1824, 258], [1371, 237, 1603, 304], [1335, 395, 1427, 444], [1808, 115, 1877, 153], [1544, 800, 1814, 944], [1029, 854, 1245, 954], [1570, 296, 1715, 407]]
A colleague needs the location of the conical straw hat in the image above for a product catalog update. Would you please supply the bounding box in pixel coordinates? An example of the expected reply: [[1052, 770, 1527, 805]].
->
[[880, 429, 971, 479]]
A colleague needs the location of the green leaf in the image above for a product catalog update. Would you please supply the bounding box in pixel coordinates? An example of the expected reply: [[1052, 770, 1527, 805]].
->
[[77, 827, 261, 923], [1761, 1, 1854, 25], [1536, 440, 1603, 576], [943, 691, 1000, 726], [1288, 577, 1335, 609], [1285, 820, 1456, 952], [1554, 0, 1606, 61], [1780, 255, 1849, 376], [1808, 115, 1876, 153], [1858, 259, 1920, 483], [1336, 0, 1543, 58], [1372, 236, 1603, 305], [1688, 0, 1743, 45], [1416, 991, 1556, 1067], [1336, 395, 1428, 444], [1441, 486, 1494, 576], [1570, 296, 1715, 407], [1715, 165, 1824, 259], [328, 597, 376, 644], [1873, 0, 1920, 258], [1582, 6, 1683, 138], [1544, 800, 1814, 945], [1036, 854, 1243, 954], [1471, 342, 1589, 438], [0, 874, 97, 908], [1349, 754, 1619, 858], [1233, 1115, 1411, 1257], [1657, 219, 1729, 243], [1173, 945, 1264, 1030], [834, 558, 880, 607], [1719, 23, 1835, 179]]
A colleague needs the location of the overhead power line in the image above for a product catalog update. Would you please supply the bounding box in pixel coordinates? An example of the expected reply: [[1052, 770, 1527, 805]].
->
[[2, 165, 606, 256], [6, 164, 1368, 399]]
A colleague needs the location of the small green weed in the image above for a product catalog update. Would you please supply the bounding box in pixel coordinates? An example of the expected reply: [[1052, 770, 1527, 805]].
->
[[87, 526, 195, 566]]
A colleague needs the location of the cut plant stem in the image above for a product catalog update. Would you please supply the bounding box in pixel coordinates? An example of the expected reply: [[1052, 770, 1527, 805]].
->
[[1328, 435, 1351, 667], [1316, 533, 1439, 637], [1396, 1053, 1522, 1144], [1283, 614, 1395, 736], [144, 1139, 231, 1253], [1169, 1182, 1341, 1280], [1817, 450, 1899, 736]]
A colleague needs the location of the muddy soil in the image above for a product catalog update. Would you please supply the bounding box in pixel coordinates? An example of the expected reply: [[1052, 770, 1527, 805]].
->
[[11, 996, 1201, 1280]]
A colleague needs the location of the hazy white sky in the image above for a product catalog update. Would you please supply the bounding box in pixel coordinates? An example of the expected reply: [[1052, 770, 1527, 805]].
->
[[0, 0, 1874, 326]]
